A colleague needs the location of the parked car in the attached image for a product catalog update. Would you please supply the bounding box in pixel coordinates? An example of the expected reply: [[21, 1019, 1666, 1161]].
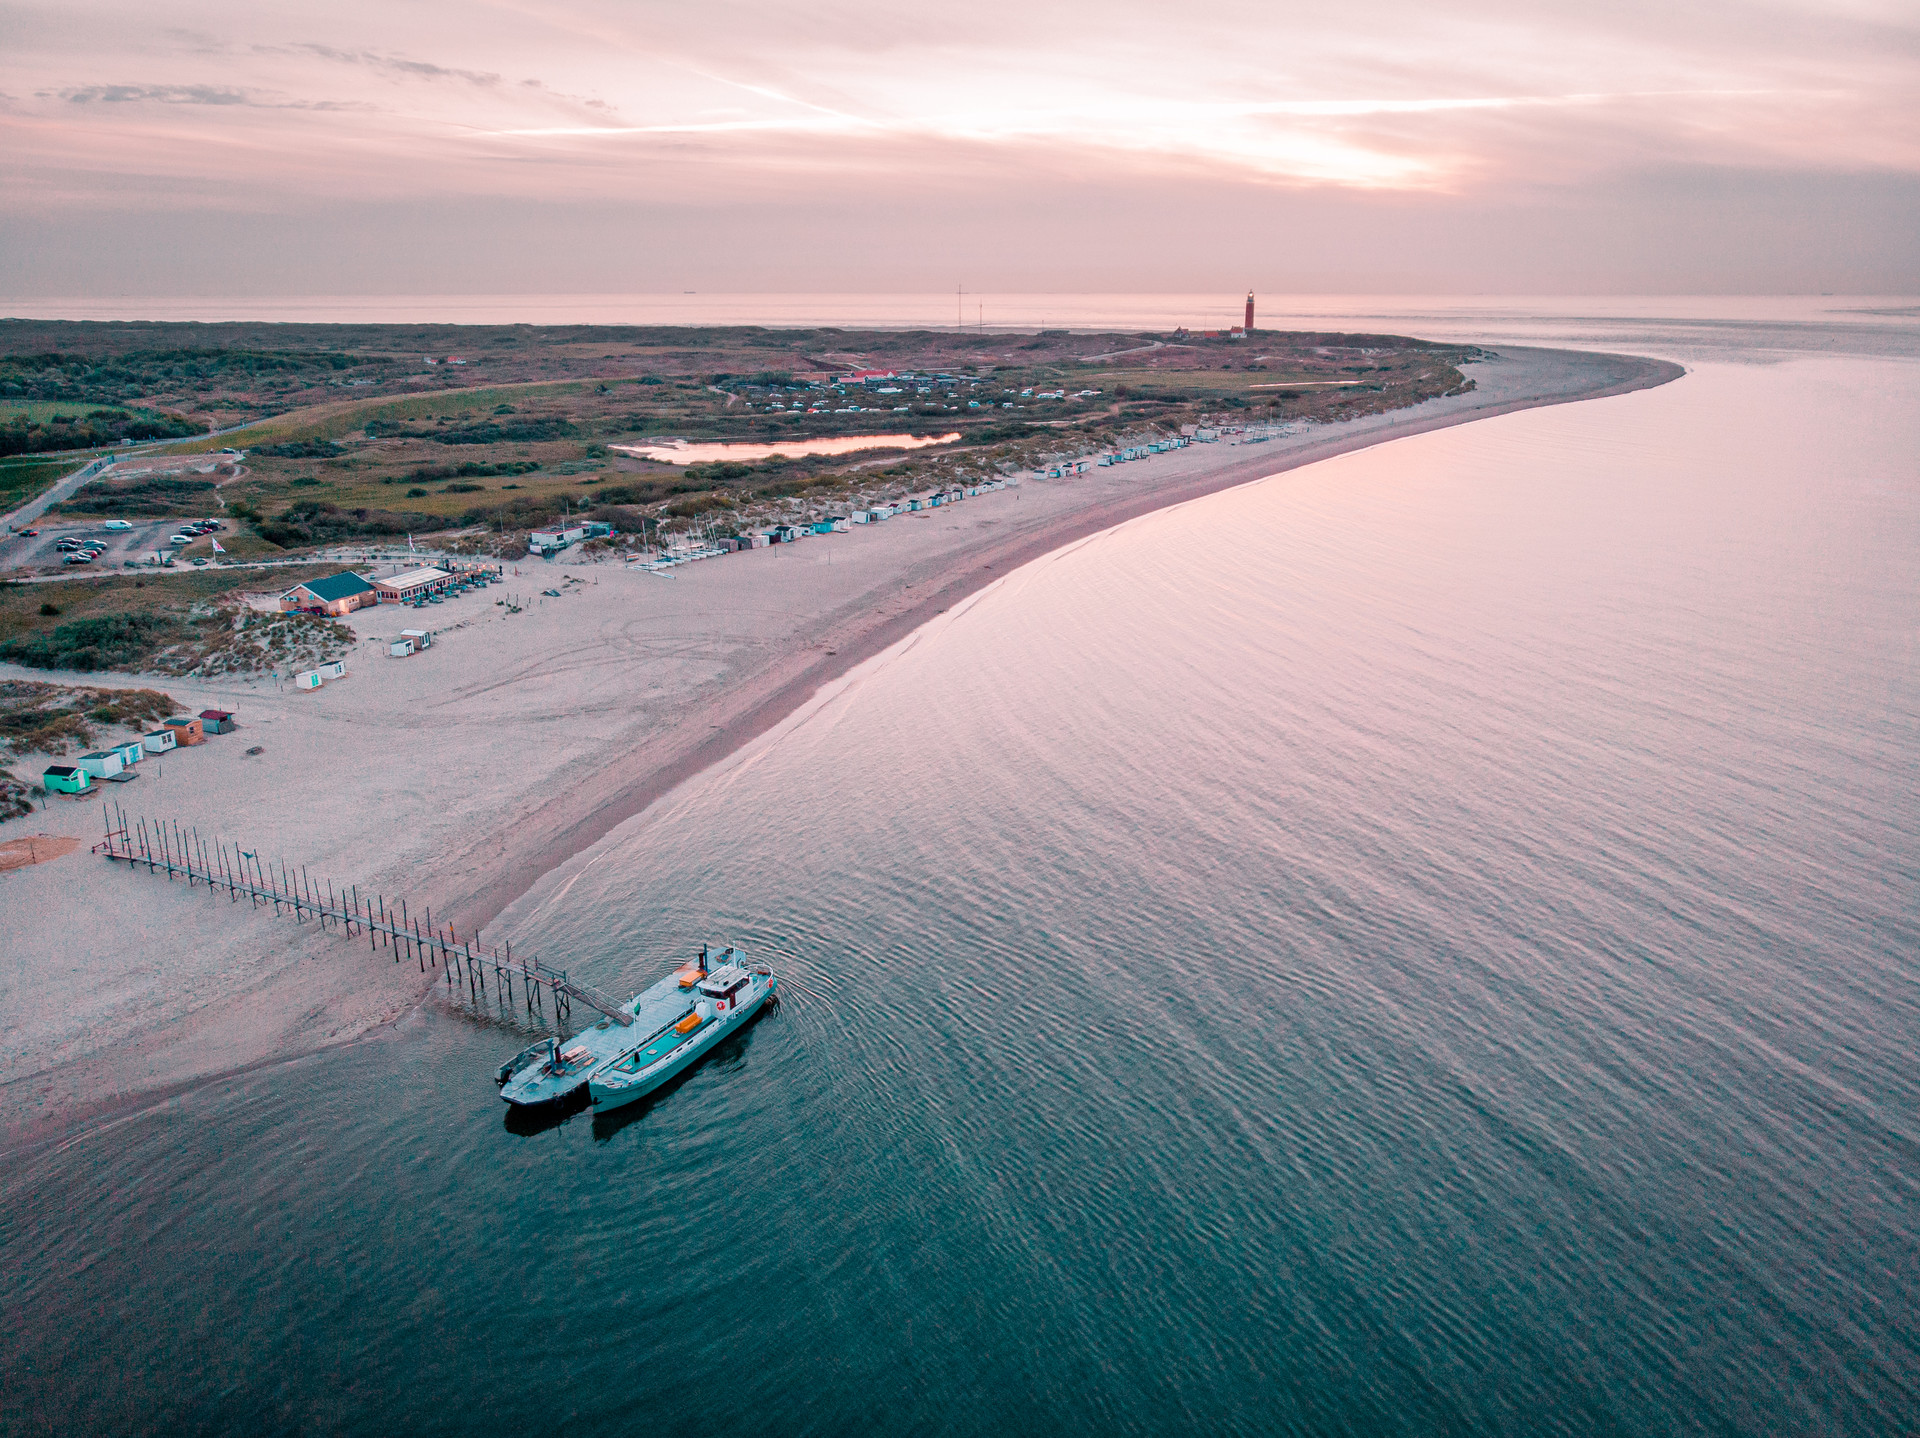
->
[[16, 528, 38, 537], [102, 520, 134, 531], [64, 553, 94, 564], [167, 534, 194, 546]]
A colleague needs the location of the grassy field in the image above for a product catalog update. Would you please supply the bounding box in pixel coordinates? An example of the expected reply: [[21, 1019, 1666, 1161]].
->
[[0, 401, 133, 423], [0, 455, 86, 515]]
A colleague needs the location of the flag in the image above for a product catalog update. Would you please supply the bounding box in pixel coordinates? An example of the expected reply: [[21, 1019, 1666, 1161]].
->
[[211, 538, 225, 553]]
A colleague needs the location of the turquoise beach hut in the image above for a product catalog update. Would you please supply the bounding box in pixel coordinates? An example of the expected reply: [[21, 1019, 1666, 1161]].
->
[[42, 765, 91, 795]]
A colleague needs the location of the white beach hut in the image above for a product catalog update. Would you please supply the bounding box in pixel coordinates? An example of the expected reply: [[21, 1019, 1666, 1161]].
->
[[317, 660, 346, 680], [142, 729, 177, 754], [76, 750, 124, 780], [110, 739, 144, 768], [293, 670, 323, 691]]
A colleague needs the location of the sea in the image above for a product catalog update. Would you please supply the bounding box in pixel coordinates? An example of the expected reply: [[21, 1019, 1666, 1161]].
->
[[4, 298, 1917, 1436]]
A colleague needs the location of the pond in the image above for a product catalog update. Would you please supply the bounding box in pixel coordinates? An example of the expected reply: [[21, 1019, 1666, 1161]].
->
[[611, 432, 962, 465]]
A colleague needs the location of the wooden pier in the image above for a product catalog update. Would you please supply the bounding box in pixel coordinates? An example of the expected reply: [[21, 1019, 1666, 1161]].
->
[[91, 802, 631, 1027]]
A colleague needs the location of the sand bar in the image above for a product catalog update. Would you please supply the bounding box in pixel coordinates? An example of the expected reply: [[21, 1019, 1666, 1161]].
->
[[0, 344, 1681, 1151]]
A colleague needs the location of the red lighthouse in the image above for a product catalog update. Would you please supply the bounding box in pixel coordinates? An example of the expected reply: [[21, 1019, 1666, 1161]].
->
[[1245, 290, 1255, 332]]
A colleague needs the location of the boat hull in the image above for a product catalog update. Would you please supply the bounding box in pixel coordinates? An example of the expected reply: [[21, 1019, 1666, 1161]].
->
[[590, 978, 774, 1112], [499, 970, 696, 1107]]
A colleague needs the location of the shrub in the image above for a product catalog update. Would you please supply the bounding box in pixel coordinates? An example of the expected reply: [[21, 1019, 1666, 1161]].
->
[[392, 417, 572, 445], [54, 475, 216, 518], [258, 439, 344, 459], [255, 500, 451, 548], [0, 615, 184, 673]]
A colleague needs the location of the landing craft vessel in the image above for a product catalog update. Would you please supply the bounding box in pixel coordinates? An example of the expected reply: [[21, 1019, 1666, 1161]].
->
[[495, 946, 769, 1108], [589, 955, 776, 1112]]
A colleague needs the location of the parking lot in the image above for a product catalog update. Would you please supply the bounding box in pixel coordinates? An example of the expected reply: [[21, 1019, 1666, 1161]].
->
[[0, 515, 228, 574]]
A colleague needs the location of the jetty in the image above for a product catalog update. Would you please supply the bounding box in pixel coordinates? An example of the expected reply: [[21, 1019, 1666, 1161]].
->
[[90, 803, 630, 1026]]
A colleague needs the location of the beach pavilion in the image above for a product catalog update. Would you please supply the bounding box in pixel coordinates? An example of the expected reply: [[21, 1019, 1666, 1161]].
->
[[280, 572, 378, 617], [374, 567, 452, 603]]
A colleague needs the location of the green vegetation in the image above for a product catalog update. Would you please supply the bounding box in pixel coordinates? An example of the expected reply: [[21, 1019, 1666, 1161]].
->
[[381, 416, 574, 445], [1, 319, 1482, 563], [0, 613, 185, 672], [258, 439, 346, 459], [254, 499, 450, 547], [53, 474, 217, 518], [0, 456, 76, 513], [0, 405, 202, 456], [0, 679, 178, 754], [0, 769, 32, 822], [0, 608, 353, 680]]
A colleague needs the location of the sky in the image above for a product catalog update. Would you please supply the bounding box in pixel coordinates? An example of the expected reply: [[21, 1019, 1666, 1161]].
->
[[3, 0, 1918, 297]]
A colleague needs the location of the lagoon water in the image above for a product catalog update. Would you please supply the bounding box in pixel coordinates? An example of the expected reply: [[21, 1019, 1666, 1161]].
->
[[5, 306, 1918, 1435], [617, 431, 964, 465]]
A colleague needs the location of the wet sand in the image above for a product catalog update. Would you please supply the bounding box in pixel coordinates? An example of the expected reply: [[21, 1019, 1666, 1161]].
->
[[0, 345, 1682, 1151]]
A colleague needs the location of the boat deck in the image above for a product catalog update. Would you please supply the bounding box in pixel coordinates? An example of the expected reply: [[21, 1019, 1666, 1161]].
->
[[608, 1014, 708, 1075]]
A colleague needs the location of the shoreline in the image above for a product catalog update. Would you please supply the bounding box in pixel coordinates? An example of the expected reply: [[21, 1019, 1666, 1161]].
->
[[0, 344, 1683, 1154], [448, 345, 1683, 937]]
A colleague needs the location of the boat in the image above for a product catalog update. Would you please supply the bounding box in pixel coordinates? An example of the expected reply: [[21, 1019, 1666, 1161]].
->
[[589, 951, 776, 1112], [495, 945, 765, 1108]]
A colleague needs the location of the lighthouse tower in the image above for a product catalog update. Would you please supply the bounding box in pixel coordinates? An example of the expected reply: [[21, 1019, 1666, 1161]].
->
[[1245, 290, 1255, 332]]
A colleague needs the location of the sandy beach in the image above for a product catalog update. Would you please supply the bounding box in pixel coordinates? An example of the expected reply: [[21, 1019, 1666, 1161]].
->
[[0, 344, 1681, 1150]]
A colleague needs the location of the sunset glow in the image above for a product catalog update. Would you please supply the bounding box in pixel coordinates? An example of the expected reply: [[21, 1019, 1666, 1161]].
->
[[3, 1, 1915, 293]]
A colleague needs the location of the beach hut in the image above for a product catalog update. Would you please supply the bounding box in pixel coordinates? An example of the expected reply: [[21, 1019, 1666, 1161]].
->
[[162, 716, 205, 746], [389, 638, 415, 658], [317, 660, 346, 680], [199, 710, 236, 734], [141, 728, 177, 754], [293, 670, 323, 691], [400, 628, 432, 650], [75, 750, 124, 780], [110, 739, 144, 768], [42, 764, 90, 795], [811, 520, 836, 535], [830, 517, 850, 533]]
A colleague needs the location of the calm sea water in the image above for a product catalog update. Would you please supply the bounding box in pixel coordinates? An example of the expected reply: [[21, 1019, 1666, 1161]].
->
[[5, 307, 1918, 1436]]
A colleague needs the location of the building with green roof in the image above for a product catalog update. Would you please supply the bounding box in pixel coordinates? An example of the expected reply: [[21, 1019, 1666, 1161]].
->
[[280, 572, 378, 617]]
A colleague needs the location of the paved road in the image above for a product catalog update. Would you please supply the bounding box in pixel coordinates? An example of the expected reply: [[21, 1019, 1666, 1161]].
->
[[0, 416, 265, 532]]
